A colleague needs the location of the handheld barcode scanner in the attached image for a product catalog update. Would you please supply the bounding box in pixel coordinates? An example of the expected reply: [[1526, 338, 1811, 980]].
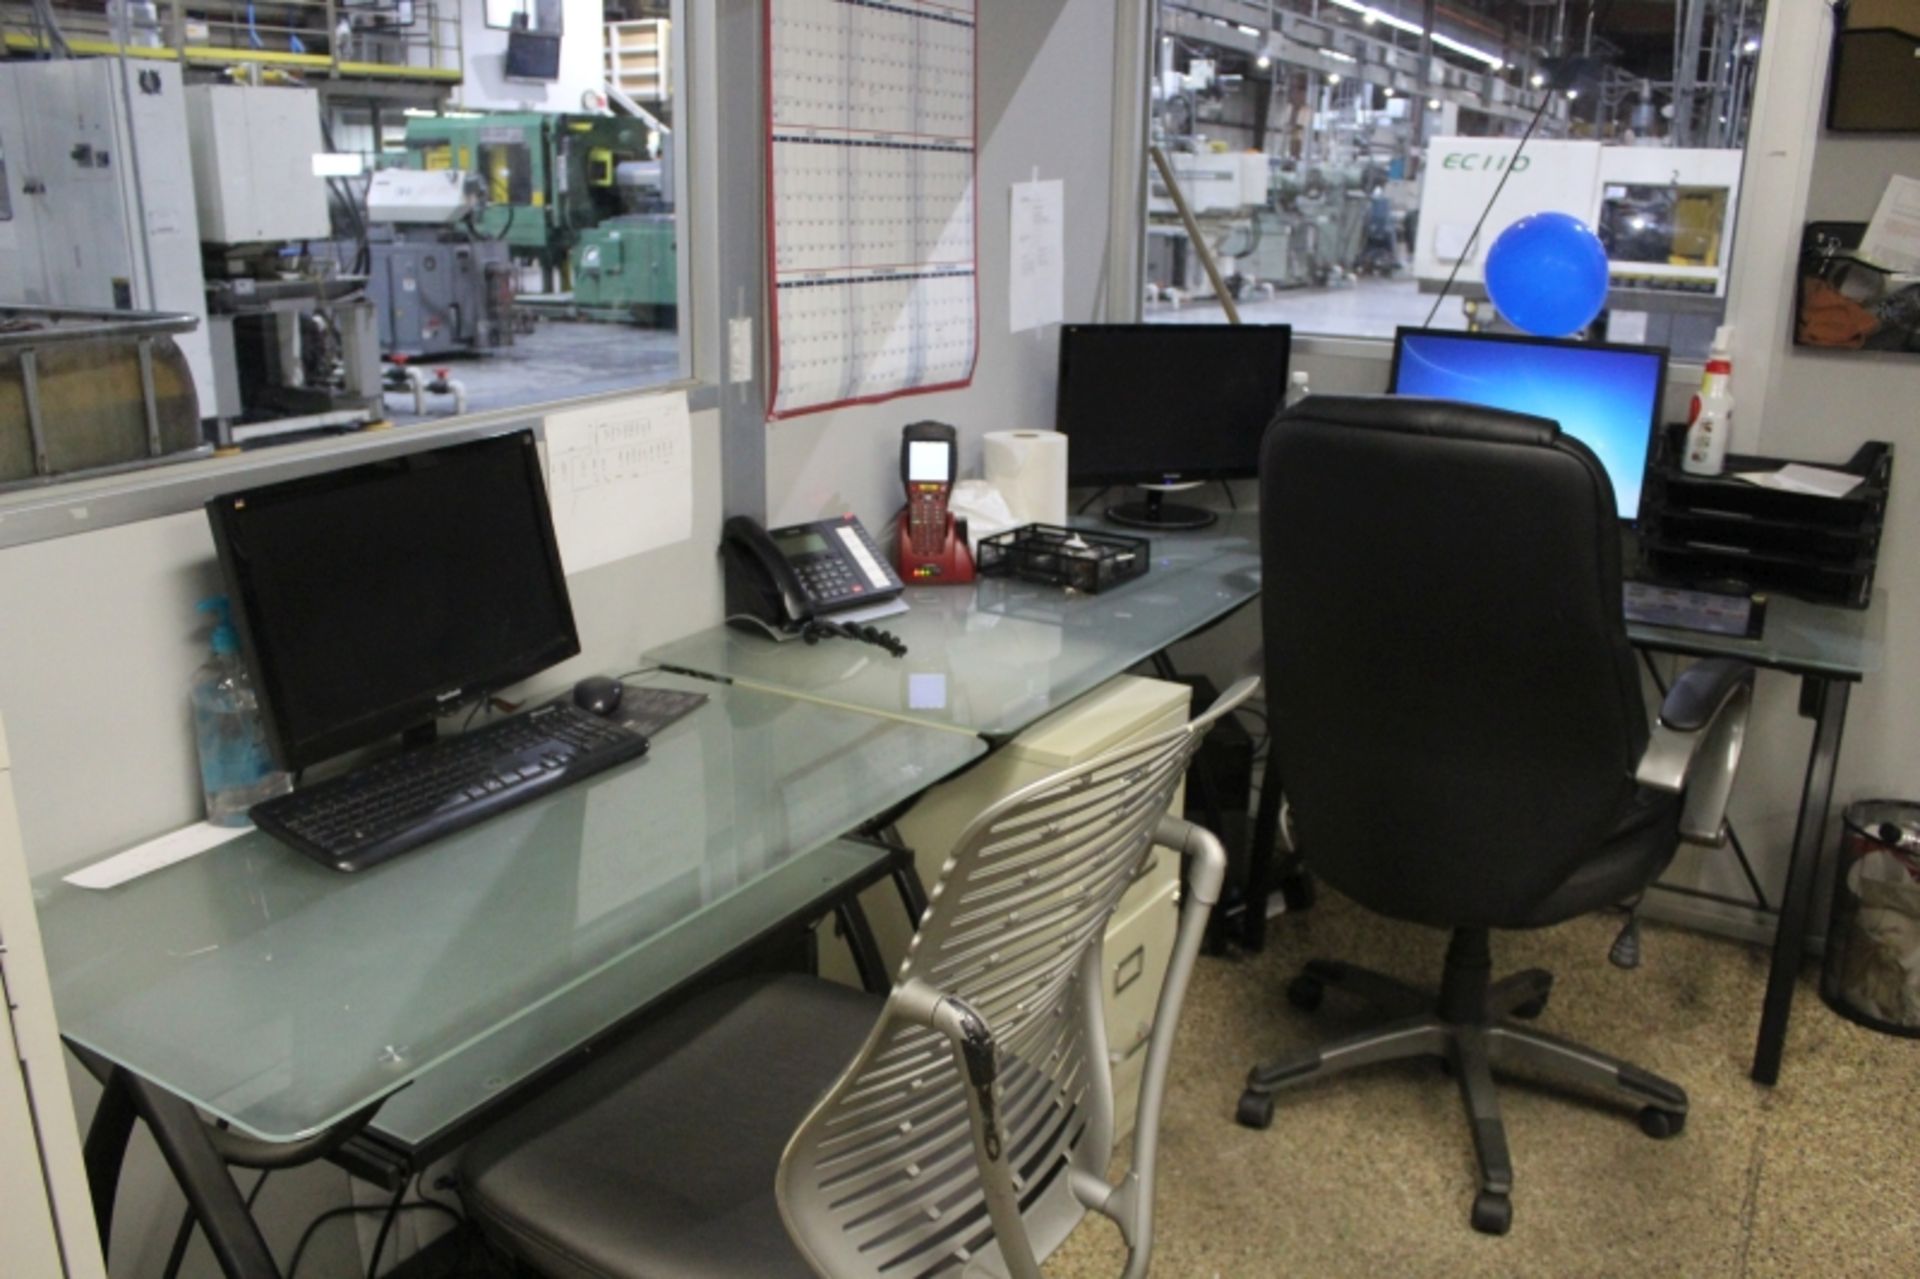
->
[[897, 421, 975, 584]]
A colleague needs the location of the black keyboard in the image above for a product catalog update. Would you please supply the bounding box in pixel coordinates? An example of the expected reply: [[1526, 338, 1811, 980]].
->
[[253, 703, 650, 872]]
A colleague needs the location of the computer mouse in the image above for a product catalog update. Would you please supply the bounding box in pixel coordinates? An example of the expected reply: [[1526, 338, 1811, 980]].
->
[[572, 675, 624, 717]]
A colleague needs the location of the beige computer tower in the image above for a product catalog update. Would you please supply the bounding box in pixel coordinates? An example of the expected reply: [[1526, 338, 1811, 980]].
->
[[0, 717, 108, 1277], [820, 675, 1191, 1137]]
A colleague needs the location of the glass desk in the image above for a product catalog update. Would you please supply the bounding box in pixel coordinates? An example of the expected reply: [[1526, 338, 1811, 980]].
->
[[1631, 589, 1884, 1086], [36, 676, 984, 1276], [647, 514, 1262, 740]]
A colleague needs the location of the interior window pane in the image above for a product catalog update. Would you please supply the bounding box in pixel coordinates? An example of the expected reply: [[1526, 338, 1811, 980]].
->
[[0, 1, 681, 491], [1142, 1, 1767, 360]]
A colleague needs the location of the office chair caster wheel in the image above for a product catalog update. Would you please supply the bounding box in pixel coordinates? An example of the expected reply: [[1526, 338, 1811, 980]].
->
[[1638, 1106, 1686, 1139], [1286, 974, 1325, 1012], [1511, 994, 1549, 1020], [1235, 1090, 1276, 1130], [1470, 1190, 1512, 1236]]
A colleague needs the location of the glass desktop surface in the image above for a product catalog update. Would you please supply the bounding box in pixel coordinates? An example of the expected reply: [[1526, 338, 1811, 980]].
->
[[645, 514, 1261, 739], [1626, 588, 1885, 680], [33, 676, 984, 1145]]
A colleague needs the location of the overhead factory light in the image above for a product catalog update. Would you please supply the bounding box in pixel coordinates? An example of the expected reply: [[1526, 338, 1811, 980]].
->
[[1326, 0, 1505, 68], [1257, 54, 1272, 69], [1428, 97, 1441, 109], [1530, 72, 1546, 87], [1328, 73, 1343, 84], [1566, 88, 1580, 100], [1742, 38, 1761, 54]]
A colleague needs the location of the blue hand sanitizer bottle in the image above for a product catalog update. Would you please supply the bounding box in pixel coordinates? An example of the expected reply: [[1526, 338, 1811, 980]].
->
[[192, 597, 292, 826]]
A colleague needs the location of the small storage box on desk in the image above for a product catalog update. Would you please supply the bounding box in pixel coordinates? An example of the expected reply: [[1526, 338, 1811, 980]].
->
[[1638, 429, 1893, 608]]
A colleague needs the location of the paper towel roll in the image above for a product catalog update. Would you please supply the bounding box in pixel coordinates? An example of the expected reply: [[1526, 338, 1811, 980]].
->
[[983, 430, 1069, 526]]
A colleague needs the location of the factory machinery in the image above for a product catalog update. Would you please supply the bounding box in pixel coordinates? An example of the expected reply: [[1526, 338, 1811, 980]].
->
[[0, 61, 383, 470], [401, 112, 676, 327]]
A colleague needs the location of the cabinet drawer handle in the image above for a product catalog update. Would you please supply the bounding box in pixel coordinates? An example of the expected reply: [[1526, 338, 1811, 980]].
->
[[1113, 944, 1146, 995]]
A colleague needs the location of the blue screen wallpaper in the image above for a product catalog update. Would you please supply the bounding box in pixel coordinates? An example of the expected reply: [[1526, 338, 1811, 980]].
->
[[1392, 333, 1664, 520]]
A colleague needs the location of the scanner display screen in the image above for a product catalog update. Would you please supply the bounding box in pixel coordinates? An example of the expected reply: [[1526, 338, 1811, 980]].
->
[[1056, 324, 1293, 485], [1389, 328, 1668, 522], [907, 440, 951, 484], [207, 432, 580, 770]]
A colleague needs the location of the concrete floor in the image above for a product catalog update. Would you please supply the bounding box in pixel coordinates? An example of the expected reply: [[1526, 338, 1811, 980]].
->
[[1047, 891, 1920, 1277], [1144, 276, 1472, 339], [383, 315, 682, 426]]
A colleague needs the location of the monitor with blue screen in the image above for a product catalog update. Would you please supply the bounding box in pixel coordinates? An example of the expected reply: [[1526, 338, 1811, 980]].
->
[[1388, 328, 1668, 522]]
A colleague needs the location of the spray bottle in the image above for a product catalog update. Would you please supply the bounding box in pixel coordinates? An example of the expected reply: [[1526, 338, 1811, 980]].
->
[[191, 597, 291, 826], [1682, 326, 1735, 476]]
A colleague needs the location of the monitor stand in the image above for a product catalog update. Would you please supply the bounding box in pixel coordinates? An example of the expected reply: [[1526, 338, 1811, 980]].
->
[[1106, 484, 1218, 531]]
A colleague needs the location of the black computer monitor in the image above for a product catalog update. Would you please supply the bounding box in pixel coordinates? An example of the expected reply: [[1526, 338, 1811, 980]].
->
[[1388, 327, 1669, 523], [206, 431, 580, 771], [1056, 323, 1292, 530], [505, 30, 562, 82]]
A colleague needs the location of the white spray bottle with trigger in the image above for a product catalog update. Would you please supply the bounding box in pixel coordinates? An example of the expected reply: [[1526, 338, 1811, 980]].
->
[[1683, 326, 1735, 476]]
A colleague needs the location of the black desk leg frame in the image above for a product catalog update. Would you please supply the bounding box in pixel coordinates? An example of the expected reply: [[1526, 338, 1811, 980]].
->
[[86, 1067, 282, 1278], [1752, 677, 1851, 1086]]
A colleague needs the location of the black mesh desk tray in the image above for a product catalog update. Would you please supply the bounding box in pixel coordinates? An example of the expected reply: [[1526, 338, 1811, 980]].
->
[[976, 524, 1150, 594]]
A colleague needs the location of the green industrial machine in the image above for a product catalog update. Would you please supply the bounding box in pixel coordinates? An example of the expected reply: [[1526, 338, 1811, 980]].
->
[[401, 112, 674, 325], [571, 214, 677, 325]]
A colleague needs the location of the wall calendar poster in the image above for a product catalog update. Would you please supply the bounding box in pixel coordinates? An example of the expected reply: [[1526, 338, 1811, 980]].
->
[[766, 0, 978, 418]]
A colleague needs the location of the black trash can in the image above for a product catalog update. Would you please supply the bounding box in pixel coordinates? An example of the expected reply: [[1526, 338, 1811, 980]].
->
[[1821, 800, 1920, 1037]]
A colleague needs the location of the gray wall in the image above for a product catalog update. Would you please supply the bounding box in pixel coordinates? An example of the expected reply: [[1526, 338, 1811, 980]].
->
[[766, 0, 1128, 525]]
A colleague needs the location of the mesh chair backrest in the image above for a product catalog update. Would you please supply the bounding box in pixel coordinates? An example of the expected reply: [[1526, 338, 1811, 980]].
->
[[777, 706, 1218, 1279]]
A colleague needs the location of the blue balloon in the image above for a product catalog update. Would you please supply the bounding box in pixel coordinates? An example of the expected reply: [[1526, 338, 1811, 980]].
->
[[1483, 211, 1611, 338]]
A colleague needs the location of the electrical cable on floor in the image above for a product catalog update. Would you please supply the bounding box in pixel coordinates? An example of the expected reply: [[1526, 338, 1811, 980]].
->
[[284, 1198, 463, 1279]]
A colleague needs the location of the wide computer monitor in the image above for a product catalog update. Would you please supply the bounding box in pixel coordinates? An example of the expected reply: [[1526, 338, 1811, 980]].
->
[[1388, 327, 1669, 523], [206, 430, 581, 771], [1057, 323, 1292, 530]]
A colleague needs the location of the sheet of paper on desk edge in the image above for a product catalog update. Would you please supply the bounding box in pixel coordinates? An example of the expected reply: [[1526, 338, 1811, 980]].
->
[[1734, 464, 1864, 499], [64, 822, 250, 890], [543, 390, 693, 576], [1861, 174, 1920, 274]]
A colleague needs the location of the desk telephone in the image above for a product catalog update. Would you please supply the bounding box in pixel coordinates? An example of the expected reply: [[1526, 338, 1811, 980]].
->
[[720, 514, 909, 655]]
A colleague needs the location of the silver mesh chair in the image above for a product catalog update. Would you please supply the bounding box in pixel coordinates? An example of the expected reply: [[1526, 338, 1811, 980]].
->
[[460, 678, 1256, 1278]]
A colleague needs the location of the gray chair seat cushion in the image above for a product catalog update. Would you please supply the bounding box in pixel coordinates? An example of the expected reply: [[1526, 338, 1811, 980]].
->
[[1521, 786, 1683, 928], [460, 975, 883, 1279]]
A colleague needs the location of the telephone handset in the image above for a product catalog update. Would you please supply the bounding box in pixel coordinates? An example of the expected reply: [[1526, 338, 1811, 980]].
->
[[721, 514, 907, 654]]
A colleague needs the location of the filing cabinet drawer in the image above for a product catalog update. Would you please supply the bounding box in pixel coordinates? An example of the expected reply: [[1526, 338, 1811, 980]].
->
[[1102, 878, 1180, 1140]]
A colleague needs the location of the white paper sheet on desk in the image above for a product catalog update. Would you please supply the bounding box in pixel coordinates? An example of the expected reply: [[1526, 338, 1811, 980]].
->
[[65, 822, 250, 890], [1862, 175, 1920, 274], [543, 392, 693, 575], [1734, 464, 1864, 499], [1010, 179, 1065, 333]]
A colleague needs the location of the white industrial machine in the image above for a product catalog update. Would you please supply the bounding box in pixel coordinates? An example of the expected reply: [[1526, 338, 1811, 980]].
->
[[365, 168, 486, 225], [820, 676, 1192, 1138], [1414, 136, 1744, 300], [184, 83, 331, 244], [0, 60, 214, 413]]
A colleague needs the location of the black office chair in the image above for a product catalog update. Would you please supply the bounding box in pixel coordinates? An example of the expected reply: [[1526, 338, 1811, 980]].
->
[[1235, 395, 1753, 1236]]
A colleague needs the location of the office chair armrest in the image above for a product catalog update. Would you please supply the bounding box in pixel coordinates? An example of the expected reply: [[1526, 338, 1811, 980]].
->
[[887, 981, 1045, 1279], [1635, 658, 1755, 846]]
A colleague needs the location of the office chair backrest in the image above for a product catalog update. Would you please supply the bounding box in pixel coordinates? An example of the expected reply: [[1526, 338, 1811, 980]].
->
[[1261, 395, 1648, 930], [777, 681, 1254, 1279]]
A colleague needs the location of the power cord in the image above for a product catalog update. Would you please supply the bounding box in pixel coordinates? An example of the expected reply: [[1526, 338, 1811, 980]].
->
[[802, 618, 908, 657]]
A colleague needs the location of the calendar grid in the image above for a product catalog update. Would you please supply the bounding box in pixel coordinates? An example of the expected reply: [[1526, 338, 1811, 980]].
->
[[767, 0, 978, 419]]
